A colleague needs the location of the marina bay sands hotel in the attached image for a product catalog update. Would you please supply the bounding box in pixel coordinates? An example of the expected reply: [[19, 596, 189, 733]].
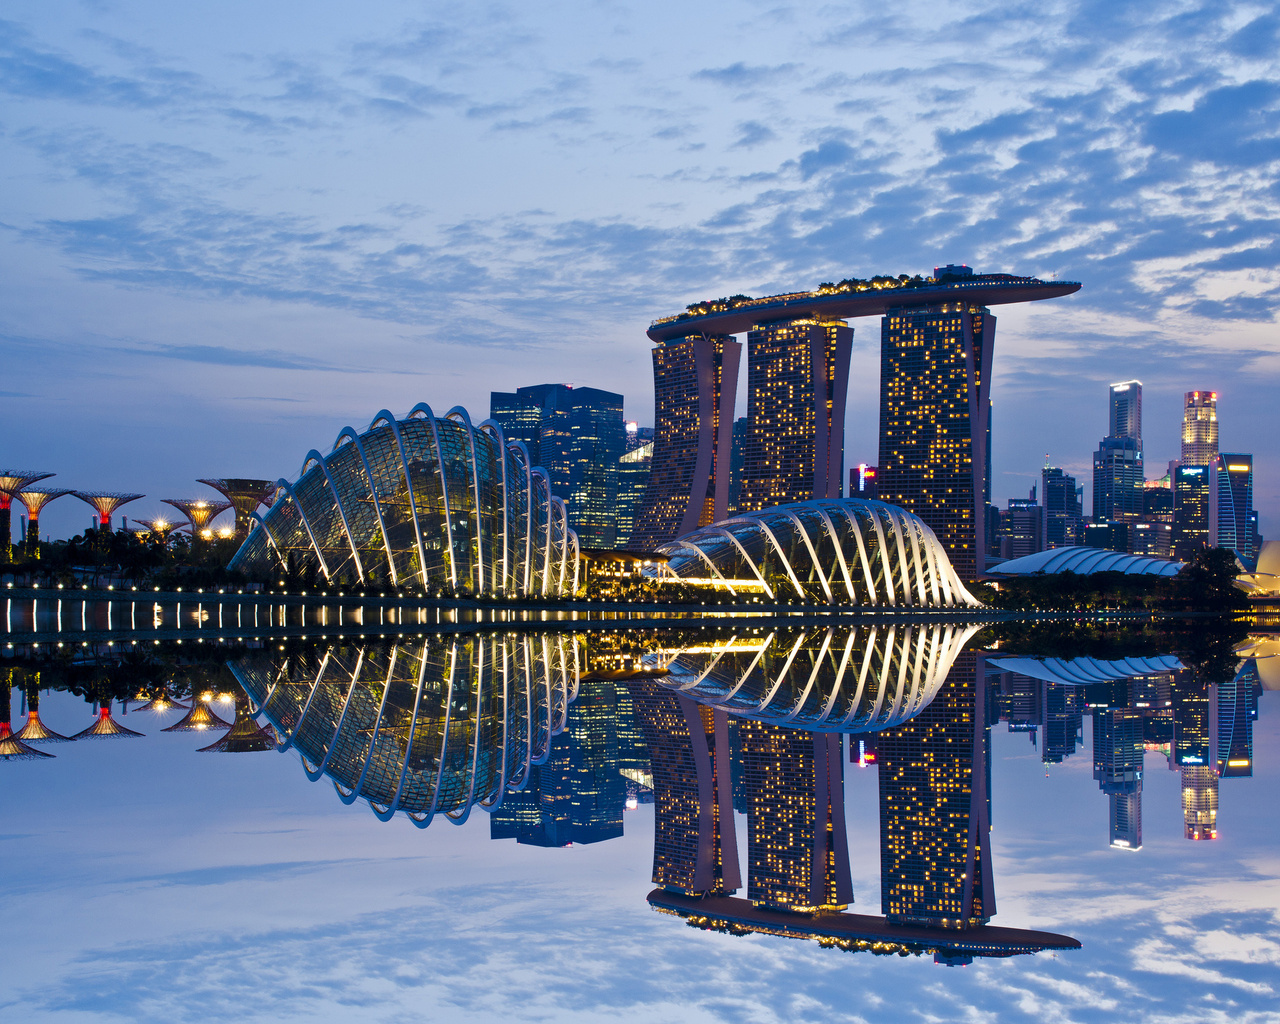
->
[[629, 266, 1081, 580]]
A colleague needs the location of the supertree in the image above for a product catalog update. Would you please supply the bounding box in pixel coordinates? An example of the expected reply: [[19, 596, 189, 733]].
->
[[0, 471, 54, 562], [197, 686, 276, 752], [133, 517, 188, 547], [0, 669, 54, 759], [72, 699, 145, 739], [162, 498, 232, 549], [72, 491, 145, 535], [197, 479, 277, 539], [16, 488, 72, 559], [13, 670, 74, 743]]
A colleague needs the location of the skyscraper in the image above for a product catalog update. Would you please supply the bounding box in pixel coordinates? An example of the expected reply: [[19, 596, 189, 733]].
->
[[490, 384, 626, 548], [615, 436, 653, 549], [1210, 454, 1255, 562], [878, 653, 995, 928], [737, 318, 852, 511], [1093, 436, 1144, 522], [628, 680, 741, 896], [1181, 391, 1219, 466], [1041, 466, 1082, 548], [629, 333, 741, 550], [1173, 465, 1210, 559], [998, 495, 1045, 560], [1109, 380, 1142, 441], [739, 720, 852, 912], [878, 277, 993, 581]]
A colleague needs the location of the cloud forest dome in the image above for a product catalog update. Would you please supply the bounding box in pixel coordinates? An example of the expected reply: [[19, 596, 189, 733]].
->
[[649, 499, 980, 607], [229, 405, 579, 597]]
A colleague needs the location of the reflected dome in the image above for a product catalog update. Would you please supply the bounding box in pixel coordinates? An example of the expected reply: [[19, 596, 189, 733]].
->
[[647, 622, 983, 732], [233, 635, 580, 824]]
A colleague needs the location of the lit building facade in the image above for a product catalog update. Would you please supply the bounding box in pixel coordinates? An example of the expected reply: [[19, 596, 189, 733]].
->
[[630, 334, 741, 550], [1110, 380, 1142, 442], [1210, 454, 1255, 562], [737, 318, 852, 512], [1093, 435, 1144, 523], [1173, 464, 1210, 560], [740, 720, 853, 911], [1181, 391, 1219, 466], [878, 293, 993, 581], [878, 653, 994, 928], [489, 384, 626, 548], [615, 438, 653, 548], [998, 496, 1045, 560], [230, 404, 580, 596]]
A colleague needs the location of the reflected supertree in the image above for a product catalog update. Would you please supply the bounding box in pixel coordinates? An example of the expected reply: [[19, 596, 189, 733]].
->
[[647, 622, 984, 732], [14, 671, 74, 743], [0, 668, 53, 760], [162, 693, 231, 732], [72, 700, 145, 740], [232, 634, 580, 824], [197, 686, 276, 753]]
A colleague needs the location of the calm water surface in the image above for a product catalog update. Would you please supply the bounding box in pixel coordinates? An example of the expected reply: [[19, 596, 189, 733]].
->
[[2, 610, 1277, 1024]]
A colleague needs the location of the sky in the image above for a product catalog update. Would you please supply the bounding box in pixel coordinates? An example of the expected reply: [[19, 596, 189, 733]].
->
[[4, 682, 1280, 1023], [2, 0, 1279, 541]]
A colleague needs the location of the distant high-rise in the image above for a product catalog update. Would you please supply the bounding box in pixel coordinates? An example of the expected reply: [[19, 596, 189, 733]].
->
[[739, 720, 852, 912], [628, 681, 740, 896], [850, 463, 879, 500], [737, 318, 852, 512], [878, 277, 993, 581], [615, 438, 653, 549], [1173, 465, 1211, 559], [999, 495, 1045, 560], [490, 384, 626, 547], [1109, 380, 1142, 442], [1093, 436, 1143, 522], [878, 653, 995, 928], [1181, 391, 1219, 466], [629, 334, 741, 550], [1210, 454, 1255, 562], [1041, 467, 1082, 548]]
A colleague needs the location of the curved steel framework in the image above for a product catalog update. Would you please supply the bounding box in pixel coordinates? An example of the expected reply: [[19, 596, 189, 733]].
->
[[232, 635, 579, 824], [648, 623, 983, 732], [229, 405, 580, 596], [649, 499, 979, 607]]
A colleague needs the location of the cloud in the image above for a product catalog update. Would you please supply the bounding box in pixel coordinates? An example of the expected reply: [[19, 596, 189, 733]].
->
[[731, 121, 776, 149], [692, 61, 798, 87]]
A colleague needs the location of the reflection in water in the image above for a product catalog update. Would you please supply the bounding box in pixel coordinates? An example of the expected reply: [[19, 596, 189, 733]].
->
[[649, 622, 983, 732], [233, 636, 581, 825]]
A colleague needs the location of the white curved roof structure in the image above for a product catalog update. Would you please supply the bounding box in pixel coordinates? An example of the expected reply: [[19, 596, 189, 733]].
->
[[648, 498, 980, 607], [988, 654, 1184, 685], [229, 404, 579, 597], [989, 546, 1183, 578]]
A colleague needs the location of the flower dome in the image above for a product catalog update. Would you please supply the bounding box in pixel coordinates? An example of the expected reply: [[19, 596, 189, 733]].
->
[[648, 499, 979, 607], [229, 404, 579, 596]]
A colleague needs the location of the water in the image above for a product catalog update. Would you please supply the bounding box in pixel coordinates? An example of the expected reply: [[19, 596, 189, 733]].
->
[[2, 606, 1277, 1023]]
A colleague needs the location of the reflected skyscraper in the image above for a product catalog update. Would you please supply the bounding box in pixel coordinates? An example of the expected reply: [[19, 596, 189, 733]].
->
[[1182, 765, 1219, 840], [739, 720, 853, 912], [1093, 709, 1144, 850], [1216, 667, 1256, 779], [878, 653, 995, 928], [628, 681, 740, 896]]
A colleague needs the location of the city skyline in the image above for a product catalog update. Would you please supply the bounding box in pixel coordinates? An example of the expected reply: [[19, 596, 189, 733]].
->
[[1, 2, 1277, 546]]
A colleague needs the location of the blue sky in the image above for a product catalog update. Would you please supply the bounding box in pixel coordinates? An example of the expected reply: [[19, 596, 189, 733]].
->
[[2, 0, 1279, 539], [3, 685, 1279, 1023]]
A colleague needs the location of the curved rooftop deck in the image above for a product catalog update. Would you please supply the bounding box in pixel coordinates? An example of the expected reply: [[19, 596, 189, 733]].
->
[[647, 274, 1081, 342]]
